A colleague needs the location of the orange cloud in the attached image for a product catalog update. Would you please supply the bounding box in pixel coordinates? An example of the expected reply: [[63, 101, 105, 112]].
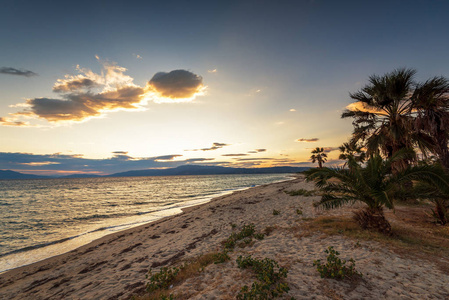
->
[[1, 59, 205, 126], [346, 102, 384, 113], [296, 138, 319, 142]]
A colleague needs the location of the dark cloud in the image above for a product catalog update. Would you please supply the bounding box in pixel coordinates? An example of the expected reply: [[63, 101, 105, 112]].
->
[[53, 78, 99, 92], [18, 86, 145, 122], [306, 147, 339, 153], [147, 70, 203, 99], [222, 153, 249, 157], [323, 147, 339, 153], [0, 67, 37, 77], [186, 142, 230, 151], [296, 138, 319, 142], [234, 158, 273, 161], [256, 149, 266, 152], [154, 155, 183, 161], [0, 152, 215, 175]]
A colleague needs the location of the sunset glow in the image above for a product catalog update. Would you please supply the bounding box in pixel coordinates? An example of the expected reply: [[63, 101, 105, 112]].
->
[[1, 1, 448, 175]]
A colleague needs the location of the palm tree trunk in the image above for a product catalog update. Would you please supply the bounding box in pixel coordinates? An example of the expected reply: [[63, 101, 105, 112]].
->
[[353, 208, 392, 234]]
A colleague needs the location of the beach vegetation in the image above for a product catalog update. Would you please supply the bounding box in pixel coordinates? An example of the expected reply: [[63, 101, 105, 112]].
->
[[285, 188, 315, 196], [236, 255, 290, 299], [146, 266, 179, 293], [296, 209, 303, 215], [272, 209, 280, 215], [140, 250, 232, 299], [305, 150, 449, 234], [313, 246, 361, 280], [310, 147, 328, 168], [223, 223, 264, 250]]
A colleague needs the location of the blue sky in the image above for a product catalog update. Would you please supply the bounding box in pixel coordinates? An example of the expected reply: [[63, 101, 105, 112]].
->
[[1, 0, 448, 175]]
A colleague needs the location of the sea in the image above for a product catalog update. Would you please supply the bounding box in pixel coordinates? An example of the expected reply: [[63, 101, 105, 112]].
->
[[0, 173, 292, 273]]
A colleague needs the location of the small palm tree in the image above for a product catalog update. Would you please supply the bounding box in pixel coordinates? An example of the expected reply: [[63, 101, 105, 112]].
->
[[338, 141, 366, 168], [310, 147, 328, 168], [305, 150, 449, 234]]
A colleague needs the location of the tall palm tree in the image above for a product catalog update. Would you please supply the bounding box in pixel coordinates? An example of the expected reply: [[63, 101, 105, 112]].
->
[[342, 68, 434, 171], [338, 141, 365, 168], [305, 151, 449, 233], [413, 76, 449, 169], [310, 147, 327, 168]]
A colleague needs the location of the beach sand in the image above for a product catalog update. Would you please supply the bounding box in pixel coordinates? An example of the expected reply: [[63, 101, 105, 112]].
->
[[1, 176, 448, 299]]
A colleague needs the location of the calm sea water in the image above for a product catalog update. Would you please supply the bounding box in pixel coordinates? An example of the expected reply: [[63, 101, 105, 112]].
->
[[0, 173, 291, 272]]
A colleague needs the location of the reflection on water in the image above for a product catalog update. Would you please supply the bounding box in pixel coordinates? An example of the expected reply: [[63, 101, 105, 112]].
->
[[0, 173, 291, 272]]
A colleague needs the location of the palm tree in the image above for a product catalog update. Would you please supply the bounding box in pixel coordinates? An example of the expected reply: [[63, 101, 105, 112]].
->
[[305, 151, 449, 234], [413, 76, 449, 169], [338, 141, 365, 168], [342, 68, 434, 171], [310, 147, 327, 168]]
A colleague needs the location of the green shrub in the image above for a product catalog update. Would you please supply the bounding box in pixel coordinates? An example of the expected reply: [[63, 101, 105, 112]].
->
[[213, 250, 230, 264], [223, 223, 264, 250], [285, 189, 315, 196], [313, 246, 362, 280], [146, 267, 179, 292], [253, 233, 265, 240], [236, 255, 290, 299], [296, 209, 303, 215], [273, 209, 280, 215]]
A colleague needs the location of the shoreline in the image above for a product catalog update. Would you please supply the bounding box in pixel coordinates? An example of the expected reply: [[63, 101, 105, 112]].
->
[[1, 176, 448, 299], [0, 174, 295, 274]]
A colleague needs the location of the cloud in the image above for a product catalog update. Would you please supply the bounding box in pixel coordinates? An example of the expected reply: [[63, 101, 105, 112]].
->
[[289, 109, 296, 112], [322, 147, 339, 153], [222, 153, 249, 157], [296, 138, 319, 142], [208, 69, 217, 73], [154, 155, 183, 162], [0, 67, 37, 77], [133, 54, 142, 59], [1, 59, 205, 126], [0, 152, 214, 175], [0, 117, 30, 127], [186, 142, 230, 151], [147, 70, 205, 101], [234, 158, 273, 161], [255, 149, 266, 152], [19, 86, 145, 122], [306, 147, 339, 153], [346, 102, 383, 113], [53, 78, 100, 92]]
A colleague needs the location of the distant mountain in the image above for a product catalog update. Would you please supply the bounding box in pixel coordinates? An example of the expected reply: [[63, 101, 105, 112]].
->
[[0, 170, 51, 180], [59, 174, 103, 179], [1, 165, 309, 180], [108, 165, 309, 177]]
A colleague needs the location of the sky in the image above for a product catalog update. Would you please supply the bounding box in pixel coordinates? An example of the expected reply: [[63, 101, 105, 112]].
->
[[1, 0, 449, 175]]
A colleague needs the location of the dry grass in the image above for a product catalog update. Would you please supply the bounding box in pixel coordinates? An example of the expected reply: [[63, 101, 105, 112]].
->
[[297, 204, 449, 270]]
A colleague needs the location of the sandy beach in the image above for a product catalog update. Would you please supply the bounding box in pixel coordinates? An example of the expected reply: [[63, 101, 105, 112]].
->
[[1, 176, 448, 299]]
